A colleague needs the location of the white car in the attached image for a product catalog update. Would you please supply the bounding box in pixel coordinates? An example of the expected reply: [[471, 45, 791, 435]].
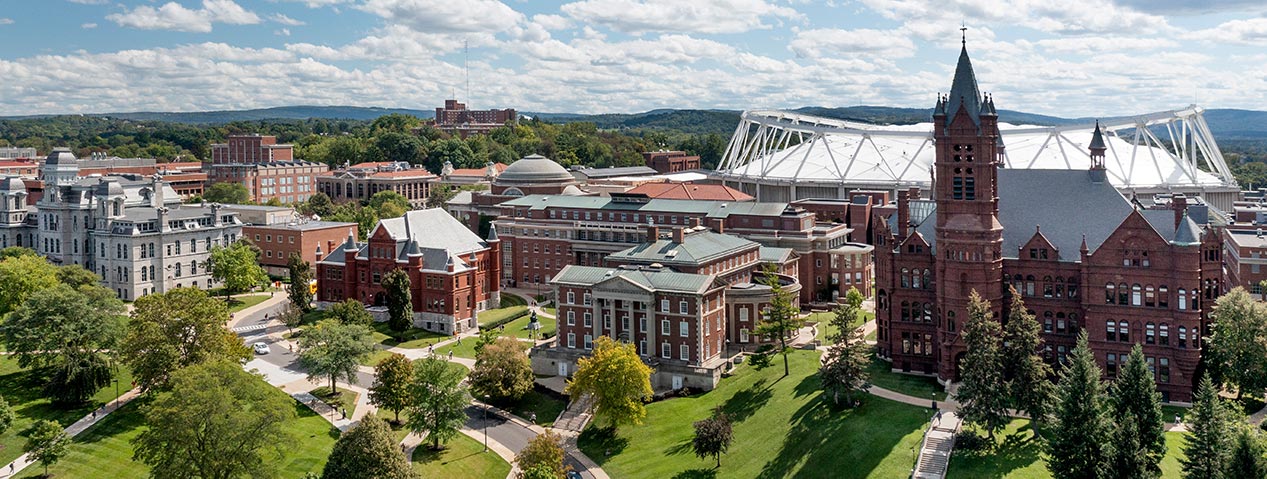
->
[[252, 342, 270, 355]]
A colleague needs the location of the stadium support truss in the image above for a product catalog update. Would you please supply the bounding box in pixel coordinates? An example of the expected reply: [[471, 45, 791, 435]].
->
[[714, 105, 1240, 210]]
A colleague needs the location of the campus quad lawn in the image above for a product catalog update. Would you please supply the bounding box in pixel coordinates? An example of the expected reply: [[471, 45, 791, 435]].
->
[[15, 387, 340, 478], [578, 350, 930, 479], [499, 293, 528, 307], [443, 336, 532, 360], [947, 419, 1187, 478], [370, 320, 449, 349], [808, 310, 873, 342], [865, 349, 947, 402], [0, 356, 134, 467], [477, 305, 529, 327], [226, 293, 270, 314], [412, 431, 512, 479], [497, 313, 557, 340], [492, 388, 567, 427]]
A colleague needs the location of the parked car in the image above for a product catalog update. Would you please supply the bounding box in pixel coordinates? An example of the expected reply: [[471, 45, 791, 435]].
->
[[252, 342, 269, 355]]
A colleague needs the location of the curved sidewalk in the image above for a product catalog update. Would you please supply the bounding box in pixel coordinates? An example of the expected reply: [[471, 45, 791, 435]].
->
[[1, 388, 143, 478]]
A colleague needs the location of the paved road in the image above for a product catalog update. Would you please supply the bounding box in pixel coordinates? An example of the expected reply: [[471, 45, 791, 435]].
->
[[233, 302, 600, 478]]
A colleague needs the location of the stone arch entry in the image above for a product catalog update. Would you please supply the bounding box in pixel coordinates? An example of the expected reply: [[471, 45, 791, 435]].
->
[[373, 292, 386, 307], [953, 351, 967, 381]]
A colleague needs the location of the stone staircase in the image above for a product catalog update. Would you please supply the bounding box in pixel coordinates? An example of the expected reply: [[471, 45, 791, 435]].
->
[[554, 393, 595, 433], [913, 412, 961, 479]]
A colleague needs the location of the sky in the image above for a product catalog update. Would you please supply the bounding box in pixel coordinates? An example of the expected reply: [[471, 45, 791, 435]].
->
[[1, 0, 1266, 117]]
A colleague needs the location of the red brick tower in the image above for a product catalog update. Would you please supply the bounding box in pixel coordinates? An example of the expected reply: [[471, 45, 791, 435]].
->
[[932, 37, 1005, 380]]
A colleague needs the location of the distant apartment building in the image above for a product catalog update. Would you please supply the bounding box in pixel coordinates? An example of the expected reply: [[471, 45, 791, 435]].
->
[[316, 161, 436, 208], [207, 135, 327, 204], [0, 159, 38, 177], [0, 149, 244, 300], [316, 208, 501, 334], [432, 100, 517, 137], [643, 151, 701, 174], [0, 147, 37, 160]]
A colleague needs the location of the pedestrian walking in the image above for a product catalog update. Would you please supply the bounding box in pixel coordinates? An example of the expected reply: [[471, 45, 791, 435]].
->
[[448, 351, 454, 360]]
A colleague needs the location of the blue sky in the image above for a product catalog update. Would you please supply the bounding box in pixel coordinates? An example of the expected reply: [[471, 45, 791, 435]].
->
[[1, 0, 1266, 117]]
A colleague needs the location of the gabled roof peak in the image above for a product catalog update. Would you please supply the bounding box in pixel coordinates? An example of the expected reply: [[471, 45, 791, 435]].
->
[[945, 41, 983, 126]]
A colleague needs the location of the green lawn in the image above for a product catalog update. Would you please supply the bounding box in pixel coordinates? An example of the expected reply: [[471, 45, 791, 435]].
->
[[497, 313, 557, 340], [808, 310, 873, 342], [578, 350, 930, 478], [16, 388, 339, 478], [866, 351, 947, 402], [226, 293, 271, 314], [412, 431, 511, 479], [0, 356, 134, 467], [477, 305, 529, 327], [542, 306, 556, 317], [948, 419, 1187, 478], [499, 293, 527, 307], [492, 389, 567, 427], [369, 321, 450, 349]]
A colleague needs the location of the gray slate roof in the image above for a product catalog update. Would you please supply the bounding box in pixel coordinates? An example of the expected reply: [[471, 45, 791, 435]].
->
[[606, 231, 757, 267], [333, 208, 490, 271], [551, 265, 716, 294], [945, 44, 982, 126], [572, 166, 658, 180], [759, 246, 795, 263]]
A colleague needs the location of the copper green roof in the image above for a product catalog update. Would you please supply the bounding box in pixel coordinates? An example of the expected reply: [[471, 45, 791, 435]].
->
[[551, 265, 716, 294], [606, 231, 757, 267]]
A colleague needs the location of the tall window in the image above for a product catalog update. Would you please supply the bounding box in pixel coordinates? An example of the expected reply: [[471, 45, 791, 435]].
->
[[566, 311, 575, 326], [1106, 320, 1117, 342], [1145, 322, 1156, 344], [567, 333, 576, 348], [680, 344, 689, 361], [1131, 284, 1142, 306], [1106, 353, 1118, 376], [1178, 327, 1187, 348], [1106, 283, 1116, 304], [1178, 289, 1187, 310], [1119, 321, 1130, 343], [1159, 324, 1169, 346]]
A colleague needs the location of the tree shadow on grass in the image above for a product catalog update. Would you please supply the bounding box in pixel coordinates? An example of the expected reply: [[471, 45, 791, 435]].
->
[[719, 378, 773, 423], [755, 393, 925, 479], [671, 468, 718, 479], [950, 424, 1042, 478], [664, 437, 694, 456], [577, 425, 629, 463]]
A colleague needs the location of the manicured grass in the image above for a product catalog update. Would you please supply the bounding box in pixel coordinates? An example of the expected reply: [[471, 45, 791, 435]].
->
[[499, 293, 527, 307], [226, 293, 271, 313], [578, 350, 930, 478], [412, 431, 511, 479], [16, 388, 340, 478], [493, 388, 567, 427], [370, 321, 448, 349], [808, 309, 873, 342], [477, 305, 529, 327], [1161, 404, 1190, 423], [948, 418, 1187, 478], [310, 386, 359, 417], [0, 356, 134, 467], [498, 313, 557, 340], [442, 336, 531, 360], [542, 306, 556, 317], [866, 350, 947, 402]]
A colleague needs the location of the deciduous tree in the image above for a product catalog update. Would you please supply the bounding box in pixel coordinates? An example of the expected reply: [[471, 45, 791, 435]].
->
[[121, 288, 251, 391], [209, 241, 268, 299], [24, 419, 69, 477], [1108, 344, 1167, 478], [55, 264, 101, 289], [382, 269, 412, 333], [1206, 287, 1267, 399], [298, 320, 376, 393], [321, 415, 417, 479], [470, 337, 535, 403], [368, 190, 411, 219], [2, 283, 125, 404], [370, 353, 414, 424], [565, 336, 653, 430], [1046, 331, 1111, 479], [515, 431, 568, 479], [288, 253, 314, 313], [0, 395, 13, 437], [306, 192, 335, 217], [330, 298, 374, 327], [692, 410, 733, 468], [754, 268, 802, 377], [1182, 375, 1232, 479], [202, 182, 251, 204], [1002, 288, 1054, 436], [133, 360, 296, 479], [427, 184, 457, 210], [955, 291, 1009, 440], [406, 357, 470, 450], [0, 253, 58, 315], [279, 303, 305, 336]]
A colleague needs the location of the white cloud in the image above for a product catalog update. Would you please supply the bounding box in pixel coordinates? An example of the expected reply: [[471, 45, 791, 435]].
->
[[859, 0, 1172, 35], [269, 13, 305, 26], [357, 0, 524, 33], [532, 14, 571, 31], [0, 18, 13, 25], [274, 0, 351, 7], [276, 28, 291, 36], [1185, 18, 1267, 45], [561, 0, 803, 34], [106, 0, 261, 33], [789, 28, 916, 59], [66, 0, 109, 4], [81, 22, 98, 29]]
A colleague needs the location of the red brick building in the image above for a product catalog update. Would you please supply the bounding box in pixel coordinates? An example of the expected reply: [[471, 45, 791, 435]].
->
[[316, 161, 436, 208], [316, 208, 501, 334], [872, 44, 1221, 401], [643, 151, 701, 174], [208, 135, 327, 204], [432, 100, 517, 137], [246, 220, 359, 276]]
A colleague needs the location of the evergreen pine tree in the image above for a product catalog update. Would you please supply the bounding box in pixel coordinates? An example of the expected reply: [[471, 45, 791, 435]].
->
[[1108, 344, 1167, 479], [1002, 287, 1054, 437], [955, 290, 1009, 440], [1046, 331, 1111, 479], [1225, 428, 1267, 479], [1181, 374, 1231, 479]]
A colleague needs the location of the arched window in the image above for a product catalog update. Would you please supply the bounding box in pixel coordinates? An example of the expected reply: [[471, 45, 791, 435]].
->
[[1055, 276, 1065, 298], [1013, 274, 1024, 293], [1106, 283, 1116, 304], [1178, 289, 1187, 310], [923, 269, 932, 289], [1056, 312, 1067, 333], [877, 290, 888, 310], [1118, 283, 1129, 304], [901, 268, 909, 288], [1191, 290, 1200, 310], [1043, 311, 1054, 332], [1043, 276, 1054, 298], [1145, 285, 1156, 307], [1069, 313, 1079, 332], [1119, 320, 1130, 343], [947, 311, 957, 332], [1107, 319, 1117, 341], [1178, 326, 1187, 348], [1145, 322, 1156, 344], [1131, 284, 1142, 306], [900, 301, 910, 321], [923, 303, 933, 322], [912, 270, 921, 289], [1025, 275, 1036, 297], [1159, 323, 1169, 346]]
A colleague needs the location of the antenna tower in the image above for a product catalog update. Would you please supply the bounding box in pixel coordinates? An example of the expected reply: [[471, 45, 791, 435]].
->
[[464, 39, 470, 105]]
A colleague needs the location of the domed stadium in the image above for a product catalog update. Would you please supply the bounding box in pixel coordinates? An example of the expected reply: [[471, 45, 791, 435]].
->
[[712, 106, 1240, 211]]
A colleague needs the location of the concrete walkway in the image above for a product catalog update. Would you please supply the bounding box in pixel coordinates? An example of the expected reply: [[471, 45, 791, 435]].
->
[[1, 387, 143, 478]]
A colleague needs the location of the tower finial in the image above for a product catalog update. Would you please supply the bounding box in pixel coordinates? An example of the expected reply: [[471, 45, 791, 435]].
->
[[960, 22, 967, 46]]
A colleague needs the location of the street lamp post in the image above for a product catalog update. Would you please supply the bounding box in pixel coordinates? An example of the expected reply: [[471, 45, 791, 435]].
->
[[482, 395, 491, 452]]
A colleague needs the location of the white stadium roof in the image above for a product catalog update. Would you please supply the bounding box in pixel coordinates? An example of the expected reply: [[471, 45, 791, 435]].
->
[[716, 106, 1237, 191]]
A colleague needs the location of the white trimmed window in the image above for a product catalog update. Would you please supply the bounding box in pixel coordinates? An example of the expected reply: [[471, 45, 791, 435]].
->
[[584, 334, 593, 350], [661, 319, 670, 335], [567, 333, 576, 348], [639, 340, 647, 356], [567, 291, 575, 304], [661, 342, 671, 358], [739, 308, 749, 323], [679, 321, 689, 337], [740, 328, 750, 343], [680, 344, 690, 361], [583, 312, 592, 327], [679, 300, 688, 314], [567, 311, 575, 326], [661, 299, 670, 312]]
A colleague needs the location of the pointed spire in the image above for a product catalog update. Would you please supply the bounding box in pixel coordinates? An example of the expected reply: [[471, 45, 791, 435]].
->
[[1089, 120, 1107, 150], [945, 38, 982, 126], [407, 239, 423, 257], [1080, 234, 1089, 253], [343, 229, 358, 251], [487, 225, 499, 241], [1173, 210, 1201, 246]]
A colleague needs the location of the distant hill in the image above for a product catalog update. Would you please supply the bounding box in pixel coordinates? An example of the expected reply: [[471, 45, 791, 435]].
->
[[0, 106, 436, 123], [525, 109, 742, 135]]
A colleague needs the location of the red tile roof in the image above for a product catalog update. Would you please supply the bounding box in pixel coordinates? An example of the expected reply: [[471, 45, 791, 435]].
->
[[450, 162, 508, 178], [626, 182, 755, 202]]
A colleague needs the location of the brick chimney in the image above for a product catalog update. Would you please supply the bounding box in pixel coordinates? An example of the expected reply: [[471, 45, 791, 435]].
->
[[709, 218, 725, 233], [646, 224, 660, 241], [671, 227, 685, 243], [896, 190, 910, 239], [1173, 194, 1188, 228]]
